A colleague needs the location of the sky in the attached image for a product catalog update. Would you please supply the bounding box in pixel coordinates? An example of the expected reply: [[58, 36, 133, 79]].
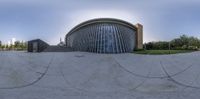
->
[[0, 0, 200, 45]]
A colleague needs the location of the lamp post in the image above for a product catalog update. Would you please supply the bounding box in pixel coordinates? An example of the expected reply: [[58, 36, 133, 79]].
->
[[169, 41, 171, 54]]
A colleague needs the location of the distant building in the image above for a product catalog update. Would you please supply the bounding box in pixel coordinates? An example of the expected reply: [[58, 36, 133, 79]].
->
[[7, 41, 11, 46], [57, 38, 65, 46], [0, 41, 2, 46], [28, 39, 49, 52], [11, 38, 16, 45]]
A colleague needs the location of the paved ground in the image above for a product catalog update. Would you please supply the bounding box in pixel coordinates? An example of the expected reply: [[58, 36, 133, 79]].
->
[[0, 51, 200, 99]]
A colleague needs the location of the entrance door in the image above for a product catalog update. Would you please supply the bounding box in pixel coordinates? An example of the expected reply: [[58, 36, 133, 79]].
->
[[33, 42, 38, 52]]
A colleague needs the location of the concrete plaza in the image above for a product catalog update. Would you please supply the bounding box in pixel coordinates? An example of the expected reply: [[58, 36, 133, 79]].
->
[[0, 51, 200, 99]]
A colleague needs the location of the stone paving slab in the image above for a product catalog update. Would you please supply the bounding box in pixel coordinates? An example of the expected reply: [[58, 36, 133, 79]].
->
[[0, 51, 200, 99]]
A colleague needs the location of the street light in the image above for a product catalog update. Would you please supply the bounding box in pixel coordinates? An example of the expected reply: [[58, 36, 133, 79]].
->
[[169, 41, 171, 54]]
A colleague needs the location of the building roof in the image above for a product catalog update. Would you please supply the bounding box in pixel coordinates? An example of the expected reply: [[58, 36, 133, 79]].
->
[[65, 18, 137, 38]]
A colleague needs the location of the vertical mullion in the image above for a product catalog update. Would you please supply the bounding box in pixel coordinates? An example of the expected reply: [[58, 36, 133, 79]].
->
[[100, 24, 102, 53], [116, 25, 122, 53], [103, 24, 106, 53], [111, 24, 115, 53], [97, 24, 100, 53], [120, 25, 127, 52], [94, 24, 97, 52], [113, 24, 119, 53], [91, 25, 95, 52]]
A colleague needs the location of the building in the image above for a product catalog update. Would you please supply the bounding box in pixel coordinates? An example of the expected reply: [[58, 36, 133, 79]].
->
[[57, 38, 65, 46], [11, 38, 16, 45], [28, 39, 49, 52], [27, 18, 143, 53], [65, 18, 143, 53], [7, 41, 11, 47]]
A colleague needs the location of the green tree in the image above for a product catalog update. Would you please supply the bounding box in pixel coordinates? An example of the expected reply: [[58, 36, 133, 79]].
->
[[1, 45, 5, 50], [145, 35, 200, 50], [14, 41, 21, 50]]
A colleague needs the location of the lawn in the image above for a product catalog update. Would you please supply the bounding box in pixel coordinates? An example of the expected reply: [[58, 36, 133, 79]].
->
[[134, 50, 195, 55]]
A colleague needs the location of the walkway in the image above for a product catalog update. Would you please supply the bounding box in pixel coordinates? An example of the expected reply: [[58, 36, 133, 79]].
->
[[0, 51, 200, 99]]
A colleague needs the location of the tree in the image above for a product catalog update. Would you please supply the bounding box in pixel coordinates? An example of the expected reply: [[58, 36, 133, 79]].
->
[[14, 41, 21, 50], [1, 45, 5, 50], [145, 35, 200, 50]]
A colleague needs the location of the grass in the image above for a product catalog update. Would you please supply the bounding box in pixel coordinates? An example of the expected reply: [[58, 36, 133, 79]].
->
[[134, 50, 195, 55]]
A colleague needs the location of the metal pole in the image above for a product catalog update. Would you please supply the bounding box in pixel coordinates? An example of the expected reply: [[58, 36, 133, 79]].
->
[[169, 42, 171, 54]]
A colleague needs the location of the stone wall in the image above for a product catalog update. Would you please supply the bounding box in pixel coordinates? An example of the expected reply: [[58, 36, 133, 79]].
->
[[135, 23, 143, 49]]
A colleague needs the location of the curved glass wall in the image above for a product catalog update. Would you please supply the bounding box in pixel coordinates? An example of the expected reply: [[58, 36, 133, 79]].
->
[[66, 23, 136, 53]]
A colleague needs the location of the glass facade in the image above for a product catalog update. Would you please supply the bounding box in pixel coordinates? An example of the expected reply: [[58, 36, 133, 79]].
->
[[66, 20, 136, 53]]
